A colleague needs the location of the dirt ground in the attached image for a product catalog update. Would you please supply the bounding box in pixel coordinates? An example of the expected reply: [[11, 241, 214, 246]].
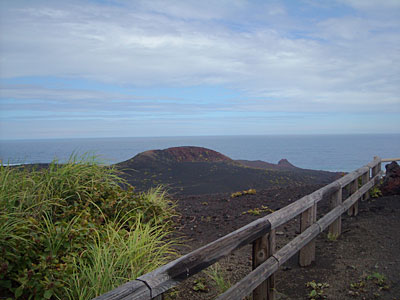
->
[[168, 186, 400, 300]]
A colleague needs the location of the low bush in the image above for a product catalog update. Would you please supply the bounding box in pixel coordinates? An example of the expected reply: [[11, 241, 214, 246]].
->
[[0, 155, 176, 299]]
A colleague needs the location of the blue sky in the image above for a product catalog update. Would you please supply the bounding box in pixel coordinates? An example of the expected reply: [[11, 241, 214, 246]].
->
[[0, 0, 399, 139]]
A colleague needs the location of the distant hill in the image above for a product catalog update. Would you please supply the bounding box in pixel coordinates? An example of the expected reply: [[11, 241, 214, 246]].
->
[[236, 158, 297, 170], [116, 146, 342, 195], [122, 146, 233, 168]]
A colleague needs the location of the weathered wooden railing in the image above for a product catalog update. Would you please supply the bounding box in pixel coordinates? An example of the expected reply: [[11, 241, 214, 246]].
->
[[94, 156, 390, 300]]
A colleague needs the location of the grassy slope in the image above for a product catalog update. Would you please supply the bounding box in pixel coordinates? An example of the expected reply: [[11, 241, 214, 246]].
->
[[0, 155, 177, 300]]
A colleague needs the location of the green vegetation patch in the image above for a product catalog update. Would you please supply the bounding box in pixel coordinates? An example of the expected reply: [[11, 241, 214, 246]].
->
[[0, 155, 177, 300], [205, 263, 231, 294], [369, 186, 382, 198], [242, 205, 274, 216], [231, 188, 256, 198], [306, 280, 329, 299], [348, 272, 390, 297]]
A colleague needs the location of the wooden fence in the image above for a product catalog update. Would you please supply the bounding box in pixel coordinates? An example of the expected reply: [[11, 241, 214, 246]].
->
[[94, 156, 390, 300]]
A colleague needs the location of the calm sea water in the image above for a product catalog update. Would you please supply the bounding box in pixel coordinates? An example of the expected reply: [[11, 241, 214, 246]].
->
[[0, 134, 399, 172]]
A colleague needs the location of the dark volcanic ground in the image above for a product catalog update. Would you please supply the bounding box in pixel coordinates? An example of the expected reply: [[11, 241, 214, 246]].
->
[[116, 146, 342, 195], [170, 188, 400, 300], [115, 147, 399, 299]]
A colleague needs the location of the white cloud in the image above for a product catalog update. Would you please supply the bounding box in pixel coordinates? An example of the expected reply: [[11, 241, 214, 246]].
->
[[0, 0, 399, 115]]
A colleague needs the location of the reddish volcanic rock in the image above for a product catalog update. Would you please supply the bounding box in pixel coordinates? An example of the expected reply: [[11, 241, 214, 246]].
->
[[118, 146, 234, 169], [135, 146, 232, 164], [157, 146, 232, 163], [381, 161, 400, 196]]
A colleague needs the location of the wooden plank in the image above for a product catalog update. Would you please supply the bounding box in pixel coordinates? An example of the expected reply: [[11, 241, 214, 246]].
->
[[267, 192, 318, 229], [299, 204, 316, 266], [328, 187, 342, 237], [274, 223, 320, 266], [381, 157, 400, 162], [252, 230, 276, 300], [336, 166, 369, 188], [93, 280, 150, 300], [216, 257, 279, 300], [138, 218, 272, 297]]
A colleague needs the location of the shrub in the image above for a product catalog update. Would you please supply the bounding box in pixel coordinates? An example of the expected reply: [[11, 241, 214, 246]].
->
[[0, 155, 176, 299]]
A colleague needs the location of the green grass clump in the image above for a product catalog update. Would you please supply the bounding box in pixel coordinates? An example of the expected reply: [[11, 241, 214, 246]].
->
[[231, 188, 256, 198], [205, 263, 231, 294], [242, 205, 274, 216], [0, 154, 176, 299], [369, 186, 382, 198]]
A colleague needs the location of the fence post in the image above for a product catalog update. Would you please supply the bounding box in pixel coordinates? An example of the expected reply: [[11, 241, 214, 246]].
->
[[329, 187, 342, 237], [252, 230, 276, 300], [377, 156, 382, 174], [372, 156, 381, 181], [299, 204, 316, 266], [361, 171, 369, 201], [347, 179, 358, 216]]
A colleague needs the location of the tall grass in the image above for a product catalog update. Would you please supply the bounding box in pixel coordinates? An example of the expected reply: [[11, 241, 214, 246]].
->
[[0, 155, 177, 299], [64, 215, 176, 300]]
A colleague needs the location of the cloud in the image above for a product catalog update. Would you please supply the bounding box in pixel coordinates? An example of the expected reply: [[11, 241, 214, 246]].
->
[[0, 0, 399, 138]]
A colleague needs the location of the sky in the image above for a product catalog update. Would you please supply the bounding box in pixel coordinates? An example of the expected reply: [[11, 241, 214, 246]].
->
[[0, 0, 399, 139]]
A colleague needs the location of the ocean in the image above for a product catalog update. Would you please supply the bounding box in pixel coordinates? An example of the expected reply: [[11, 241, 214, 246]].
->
[[0, 134, 399, 172]]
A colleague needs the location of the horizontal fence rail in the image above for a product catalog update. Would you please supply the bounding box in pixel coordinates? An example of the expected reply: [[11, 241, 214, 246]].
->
[[94, 156, 394, 300], [381, 157, 400, 162]]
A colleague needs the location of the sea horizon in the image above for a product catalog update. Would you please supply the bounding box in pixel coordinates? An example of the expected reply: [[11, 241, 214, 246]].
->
[[2, 132, 399, 142], [1, 133, 399, 172]]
